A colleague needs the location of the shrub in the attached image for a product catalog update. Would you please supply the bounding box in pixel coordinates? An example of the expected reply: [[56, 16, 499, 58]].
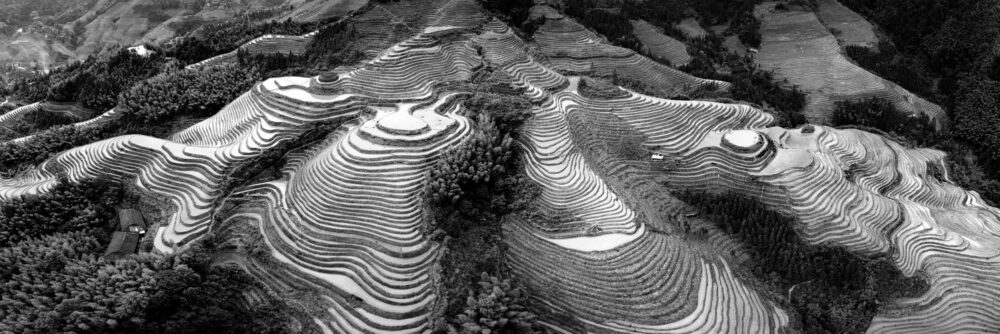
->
[[449, 273, 543, 334], [578, 77, 629, 100]]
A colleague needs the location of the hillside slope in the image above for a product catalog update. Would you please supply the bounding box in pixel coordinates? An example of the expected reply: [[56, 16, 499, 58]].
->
[[754, 1, 944, 125], [0, 0, 367, 75], [0, 0, 998, 333]]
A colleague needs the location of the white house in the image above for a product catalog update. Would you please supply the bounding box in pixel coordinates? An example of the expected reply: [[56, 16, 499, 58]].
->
[[128, 45, 155, 57]]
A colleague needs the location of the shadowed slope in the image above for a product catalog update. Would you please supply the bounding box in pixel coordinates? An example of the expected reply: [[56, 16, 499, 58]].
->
[[620, 107, 1000, 333], [813, 0, 878, 48], [631, 20, 693, 67], [754, 2, 943, 125], [531, 5, 727, 97]]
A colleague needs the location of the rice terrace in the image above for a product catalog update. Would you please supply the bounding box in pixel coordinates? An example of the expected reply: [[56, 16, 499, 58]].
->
[[0, 0, 999, 333]]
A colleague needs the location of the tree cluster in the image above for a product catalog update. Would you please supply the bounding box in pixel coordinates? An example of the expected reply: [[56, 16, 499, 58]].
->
[[947, 78, 1000, 203], [0, 231, 155, 334], [832, 98, 938, 146], [728, 10, 761, 48], [427, 93, 541, 328], [0, 126, 110, 174], [677, 190, 928, 334], [448, 273, 543, 334], [47, 49, 168, 110], [0, 104, 84, 141], [305, 20, 362, 70], [530, 0, 806, 127], [0, 13, 374, 334], [479, 0, 535, 33], [563, 1, 643, 51], [729, 70, 807, 127], [831, 91, 1000, 206], [429, 116, 514, 205], [829, 0, 1000, 205], [839, 0, 1000, 77], [4, 48, 167, 111], [0, 231, 299, 334], [844, 44, 933, 98], [0, 179, 121, 247], [2, 52, 264, 172], [0, 178, 298, 333], [578, 76, 629, 100], [117, 64, 260, 131], [429, 94, 533, 206], [166, 17, 331, 65], [0, 13, 366, 175], [951, 78, 1000, 169]]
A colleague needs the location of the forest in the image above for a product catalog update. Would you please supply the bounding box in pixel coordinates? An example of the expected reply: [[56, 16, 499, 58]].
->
[[677, 190, 928, 334], [0, 177, 301, 333], [832, 0, 1000, 206], [426, 79, 546, 331]]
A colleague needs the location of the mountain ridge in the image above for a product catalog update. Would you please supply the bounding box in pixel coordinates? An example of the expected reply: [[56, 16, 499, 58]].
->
[[0, 0, 998, 333]]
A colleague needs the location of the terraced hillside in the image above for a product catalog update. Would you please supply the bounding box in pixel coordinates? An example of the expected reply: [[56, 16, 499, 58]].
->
[[644, 124, 1000, 333], [754, 1, 944, 125], [530, 6, 725, 97], [631, 20, 692, 67], [813, 0, 877, 48], [1, 0, 998, 333]]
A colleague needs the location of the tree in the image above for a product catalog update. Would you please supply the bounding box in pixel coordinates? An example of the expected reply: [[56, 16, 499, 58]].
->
[[951, 78, 1000, 170], [118, 65, 260, 128], [449, 273, 543, 334]]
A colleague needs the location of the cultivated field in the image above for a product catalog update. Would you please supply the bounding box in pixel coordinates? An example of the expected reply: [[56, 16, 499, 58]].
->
[[631, 20, 693, 67], [0, 0, 996, 333], [754, 2, 944, 125]]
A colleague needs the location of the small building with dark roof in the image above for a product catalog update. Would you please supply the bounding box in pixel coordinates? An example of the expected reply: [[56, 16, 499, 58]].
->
[[105, 231, 141, 256], [117, 208, 147, 234], [105, 209, 147, 257]]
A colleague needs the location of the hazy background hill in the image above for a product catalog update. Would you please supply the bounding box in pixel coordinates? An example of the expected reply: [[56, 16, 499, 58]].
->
[[0, 0, 365, 80]]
